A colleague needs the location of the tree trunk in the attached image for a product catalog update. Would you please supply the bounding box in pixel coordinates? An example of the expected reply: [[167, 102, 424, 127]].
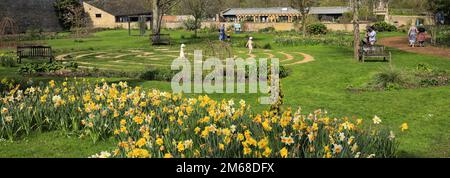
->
[[194, 18, 198, 37], [353, 0, 360, 61], [302, 13, 307, 37], [152, 0, 160, 42]]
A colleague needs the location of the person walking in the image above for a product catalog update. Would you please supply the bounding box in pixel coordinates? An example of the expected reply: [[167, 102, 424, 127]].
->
[[417, 25, 427, 47], [408, 25, 418, 47], [246, 37, 254, 55], [219, 24, 226, 41]]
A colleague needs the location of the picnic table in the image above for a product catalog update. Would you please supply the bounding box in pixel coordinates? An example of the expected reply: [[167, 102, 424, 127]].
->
[[16, 45, 54, 63]]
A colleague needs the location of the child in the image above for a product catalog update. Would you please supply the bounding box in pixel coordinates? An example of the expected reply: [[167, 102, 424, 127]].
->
[[417, 27, 427, 47], [246, 37, 253, 54], [226, 28, 232, 42], [179, 44, 186, 59]]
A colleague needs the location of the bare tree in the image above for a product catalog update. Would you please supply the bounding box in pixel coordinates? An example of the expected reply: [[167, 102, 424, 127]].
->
[[152, 0, 180, 42], [352, 0, 360, 61], [65, 4, 90, 39], [182, 0, 211, 37], [290, 0, 316, 37]]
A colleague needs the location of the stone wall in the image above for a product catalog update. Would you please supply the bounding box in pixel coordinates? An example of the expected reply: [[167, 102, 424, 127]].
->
[[162, 21, 369, 32], [387, 15, 434, 27], [0, 0, 63, 32]]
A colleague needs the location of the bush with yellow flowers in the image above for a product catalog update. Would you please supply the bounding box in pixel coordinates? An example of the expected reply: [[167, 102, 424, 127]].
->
[[0, 79, 405, 158]]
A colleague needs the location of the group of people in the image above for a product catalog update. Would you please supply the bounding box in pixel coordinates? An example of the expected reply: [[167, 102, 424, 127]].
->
[[408, 25, 427, 47], [219, 24, 254, 54], [219, 24, 232, 42]]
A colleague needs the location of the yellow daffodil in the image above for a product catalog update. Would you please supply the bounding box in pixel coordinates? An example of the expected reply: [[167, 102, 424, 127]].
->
[[262, 147, 272, 158], [243, 147, 252, 155], [156, 138, 164, 146], [400, 123, 409, 132], [280, 147, 288, 158], [127, 149, 150, 158], [258, 138, 269, 149], [262, 119, 272, 131], [281, 136, 295, 145], [177, 142, 185, 152], [194, 127, 201, 134], [136, 138, 147, 148], [164, 153, 173, 158]]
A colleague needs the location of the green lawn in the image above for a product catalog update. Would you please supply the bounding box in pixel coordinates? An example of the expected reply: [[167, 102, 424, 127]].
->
[[0, 131, 115, 158], [0, 29, 449, 158]]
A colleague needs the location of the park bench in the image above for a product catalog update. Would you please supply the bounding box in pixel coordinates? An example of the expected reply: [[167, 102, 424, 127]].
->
[[150, 34, 171, 45], [16, 45, 54, 63], [359, 45, 391, 63]]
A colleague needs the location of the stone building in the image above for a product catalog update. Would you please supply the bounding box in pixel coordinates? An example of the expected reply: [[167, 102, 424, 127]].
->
[[83, 0, 152, 29], [221, 7, 302, 23], [220, 7, 351, 23]]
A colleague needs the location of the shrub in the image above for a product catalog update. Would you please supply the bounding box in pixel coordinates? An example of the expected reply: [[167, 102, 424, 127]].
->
[[18, 62, 79, 75], [0, 78, 17, 94], [275, 32, 353, 47], [372, 21, 397, 32], [414, 64, 449, 87], [0, 79, 401, 158], [435, 27, 450, 47], [258, 27, 276, 33], [0, 53, 17, 67], [306, 23, 328, 35], [140, 67, 177, 82], [262, 43, 272, 49], [279, 65, 290, 79], [373, 67, 407, 89], [349, 64, 449, 92], [183, 19, 201, 31]]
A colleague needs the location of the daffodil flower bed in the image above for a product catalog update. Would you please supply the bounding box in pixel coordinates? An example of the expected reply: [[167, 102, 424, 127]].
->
[[1, 79, 402, 158]]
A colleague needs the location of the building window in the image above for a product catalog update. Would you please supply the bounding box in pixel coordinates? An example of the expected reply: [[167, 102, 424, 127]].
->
[[96, 14, 102, 18]]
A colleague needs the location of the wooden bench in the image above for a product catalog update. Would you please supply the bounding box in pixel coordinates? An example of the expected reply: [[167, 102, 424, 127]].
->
[[359, 45, 391, 63], [17, 45, 54, 63], [150, 34, 170, 45]]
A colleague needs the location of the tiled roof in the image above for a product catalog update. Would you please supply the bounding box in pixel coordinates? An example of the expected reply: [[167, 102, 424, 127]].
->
[[222, 6, 351, 16], [222, 7, 301, 16], [309, 6, 352, 15], [84, 0, 152, 16]]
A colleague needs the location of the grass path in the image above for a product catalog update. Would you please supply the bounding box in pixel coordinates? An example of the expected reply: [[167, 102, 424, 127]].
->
[[55, 48, 315, 69]]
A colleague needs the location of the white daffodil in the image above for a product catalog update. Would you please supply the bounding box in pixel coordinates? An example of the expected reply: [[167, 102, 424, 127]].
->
[[373, 115, 382, 125]]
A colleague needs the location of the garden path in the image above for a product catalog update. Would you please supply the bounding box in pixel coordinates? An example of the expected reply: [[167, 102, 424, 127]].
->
[[379, 36, 450, 59], [55, 48, 316, 70]]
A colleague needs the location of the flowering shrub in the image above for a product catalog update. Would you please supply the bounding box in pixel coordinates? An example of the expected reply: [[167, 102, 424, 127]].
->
[[0, 79, 405, 158], [372, 21, 397, 32], [275, 32, 353, 47], [306, 23, 328, 35], [0, 52, 17, 67]]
